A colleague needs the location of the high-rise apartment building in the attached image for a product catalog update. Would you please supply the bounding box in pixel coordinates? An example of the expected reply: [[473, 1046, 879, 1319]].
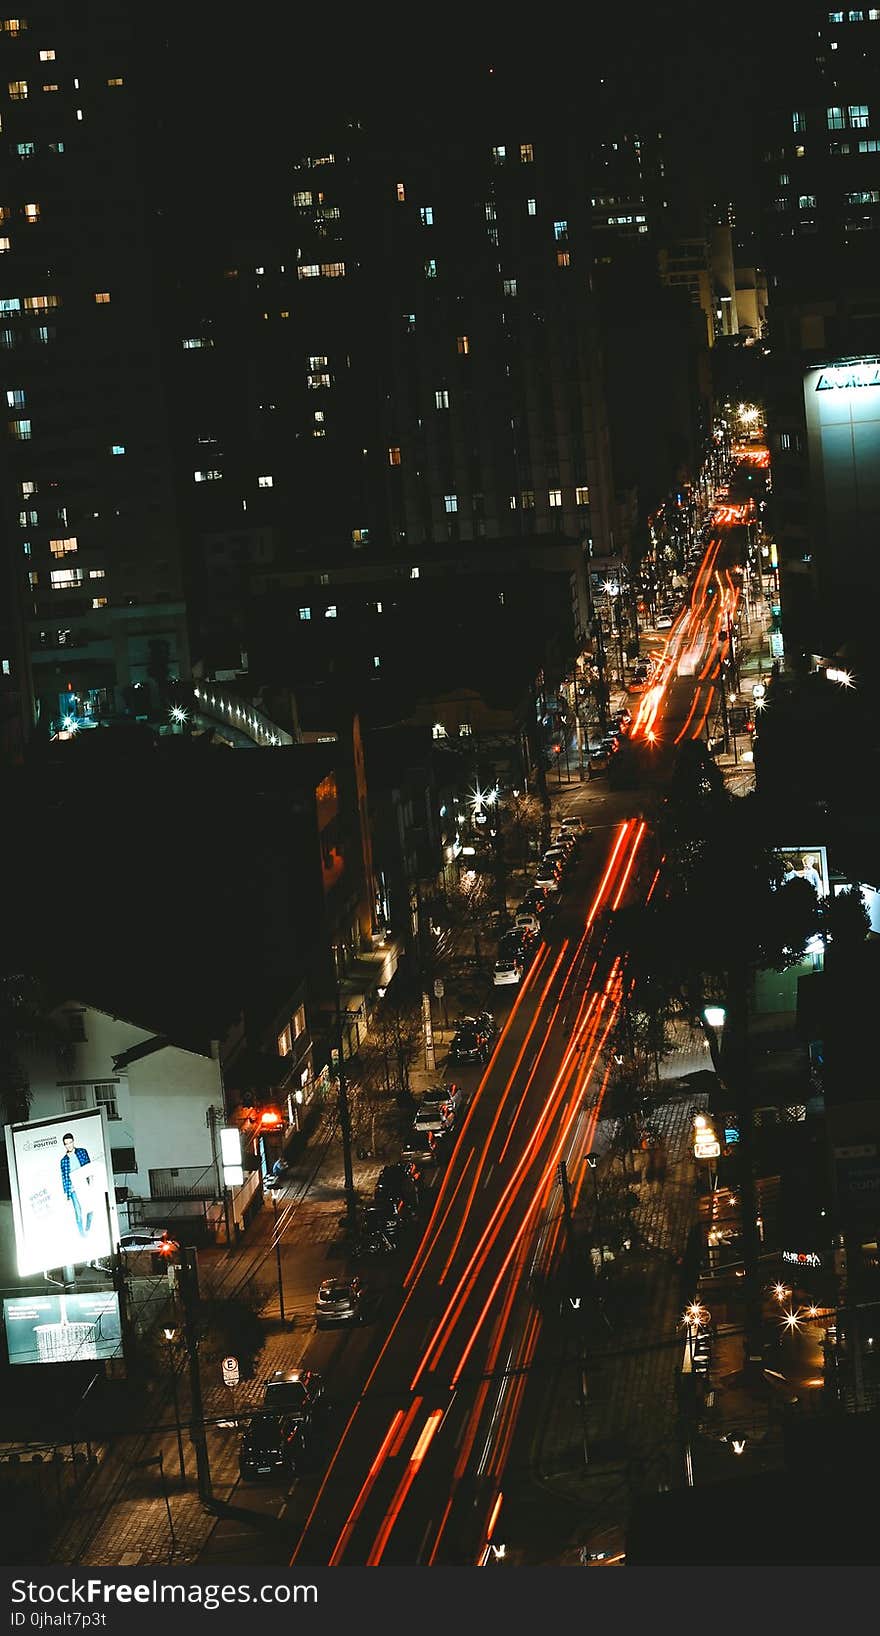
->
[[760, 2, 880, 668], [0, 4, 189, 745], [170, 75, 621, 693]]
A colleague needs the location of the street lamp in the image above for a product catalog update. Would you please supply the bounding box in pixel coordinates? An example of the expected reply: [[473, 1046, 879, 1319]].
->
[[162, 1328, 187, 1482]]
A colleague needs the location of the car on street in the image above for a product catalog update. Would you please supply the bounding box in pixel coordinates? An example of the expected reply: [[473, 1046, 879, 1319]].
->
[[588, 752, 609, 774], [656, 613, 673, 630], [559, 815, 585, 835], [493, 954, 523, 986], [543, 846, 572, 874], [413, 1081, 465, 1130], [450, 1017, 493, 1064], [375, 1161, 420, 1211], [264, 1158, 291, 1190], [315, 1274, 370, 1327], [119, 1228, 179, 1256], [520, 886, 549, 917], [514, 911, 541, 938], [261, 1368, 324, 1422], [239, 1414, 307, 1481], [533, 864, 561, 893], [401, 1124, 450, 1164], [551, 830, 577, 854]]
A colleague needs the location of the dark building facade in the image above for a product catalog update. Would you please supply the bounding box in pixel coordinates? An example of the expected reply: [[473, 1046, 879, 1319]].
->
[[0, 4, 190, 747]]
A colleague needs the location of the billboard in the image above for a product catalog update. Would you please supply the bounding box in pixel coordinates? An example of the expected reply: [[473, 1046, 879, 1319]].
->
[[4, 1108, 120, 1277], [774, 845, 829, 899], [3, 1290, 122, 1366], [803, 357, 880, 592]]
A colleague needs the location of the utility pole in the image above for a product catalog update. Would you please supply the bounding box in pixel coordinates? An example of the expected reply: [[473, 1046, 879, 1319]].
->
[[334, 976, 359, 1236], [178, 1246, 212, 1506]]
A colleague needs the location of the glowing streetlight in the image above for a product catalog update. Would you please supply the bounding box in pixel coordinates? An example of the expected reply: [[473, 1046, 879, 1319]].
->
[[781, 1307, 802, 1333], [703, 1005, 726, 1028], [169, 704, 189, 726], [772, 1282, 788, 1303]]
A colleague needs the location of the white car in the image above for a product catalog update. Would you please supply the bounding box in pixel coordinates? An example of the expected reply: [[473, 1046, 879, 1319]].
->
[[533, 868, 561, 894], [413, 1083, 464, 1132], [543, 847, 571, 872], [656, 614, 673, 630], [119, 1228, 179, 1255], [514, 912, 541, 937], [559, 816, 584, 835], [493, 955, 523, 986]]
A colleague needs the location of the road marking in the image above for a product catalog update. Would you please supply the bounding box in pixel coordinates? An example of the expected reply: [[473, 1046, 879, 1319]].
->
[[277, 1501, 288, 1517], [482, 1163, 495, 1189]]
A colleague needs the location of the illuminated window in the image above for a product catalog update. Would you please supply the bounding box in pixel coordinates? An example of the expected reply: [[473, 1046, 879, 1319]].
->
[[89, 568, 105, 579], [410, 566, 419, 579], [39, 48, 55, 60], [352, 528, 369, 544], [298, 606, 311, 620], [0, 237, 9, 252], [527, 198, 536, 215], [321, 261, 345, 277], [292, 190, 312, 206], [557, 249, 571, 266], [308, 371, 330, 388], [444, 493, 458, 513], [456, 335, 469, 355], [20, 479, 36, 496], [503, 278, 517, 296], [94, 290, 110, 303], [509, 494, 517, 510], [9, 417, 30, 438], [27, 571, 37, 587], [23, 294, 59, 310], [792, 111, 807, 132], [575, 486, 590, 505], [396, 181, 406, 201], [549, 488, 563, 508], [49, 536, 77, 555], [434, 388, 449, 408], [798, 194, 817, 208], [420, 205, 433, 226], [492, 145, 506, 163], [388, 446, 401, 465], [8, 80, 27, 100], [91, 597, 107, 608], [827, 105, 846, 128], [18, 508, 36, 525], [298, 263, 320, 278], [521, 490, 535, 509], [111, 443, 125, 455], [50, 567, 83, 588], [277, 1025, 292, 1057], [106, 77, 123, 86], [1, 19, 27, 34], [16, 142, 35, 157], [425, 258, 437, 278], [42, 82, 58, 92], [194, 469, 222, 482], [324, 605, 337, 618], [859, 137, 880, 149], [553, 220, 568, 240], [24, 201, 39, 221], [520, 143, 534, 162], [258, 474, 273, 487], [849, 103, 870, 125]]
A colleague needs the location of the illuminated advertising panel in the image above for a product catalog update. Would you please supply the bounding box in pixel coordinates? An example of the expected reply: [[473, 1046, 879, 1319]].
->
[[3, 1291, 123, 1365], [774, 845, 829, 899], [4, 1108, 120, 1277], [803, 357, 880, 581]]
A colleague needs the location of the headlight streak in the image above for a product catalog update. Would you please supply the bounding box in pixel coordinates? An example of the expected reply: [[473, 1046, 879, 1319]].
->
[[299, 819, 646, 1568], [365, 1408, 444, 1566]]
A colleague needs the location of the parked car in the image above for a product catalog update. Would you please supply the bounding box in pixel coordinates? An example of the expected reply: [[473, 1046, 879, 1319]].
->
[[559, 815, 585, 835], [355, 1204, 401, 1255], [119, 1228, 179, 1256], [450, 1017, 493, 1064], [543, 847, 572, 873], [413, 1081, 466, 1130], [520, 887, 549, 917], [264, 1158, 291, 1190], [315, 1275, 370, 1327], [514, 911, 541, 938], [588, 752, 609, 774], [261, 1368, 324, 1422], [375, 1161, 420, 1210], [239, 1414, 306, 1480], [493, 953, 523, 987], [533, 865, 561, 893], [402, 1124, 450, 1164], [656, 613, 673, 630], [551, 831, 577, 854]]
